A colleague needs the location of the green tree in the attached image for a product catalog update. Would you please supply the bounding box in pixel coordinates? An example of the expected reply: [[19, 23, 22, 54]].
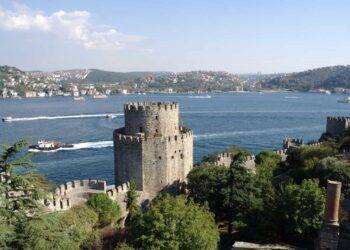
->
[[0, 140, 50, 249], [187, 163, 229, 219], [282, 144, 339, 183], [22, 205, 101, 250], [276, 179, 325, 244], [313, 157, 350, 195], [130, 195, 219, 250], [87, 193, 121, 226], [221, 156, 262, 234]]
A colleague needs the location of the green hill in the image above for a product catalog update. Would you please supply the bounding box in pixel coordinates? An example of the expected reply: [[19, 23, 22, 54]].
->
[[84, 69, 162, 84], [261, 65, 350, 91]]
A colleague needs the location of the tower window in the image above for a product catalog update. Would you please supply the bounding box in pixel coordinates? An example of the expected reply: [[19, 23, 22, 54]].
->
[[139, 127, 143, 132], [155, 129, 158, 133], [155, 116, 158, 120], [180, 154, 184, 159], [171, 156, 174, 159], [158, 156, 162, 160]]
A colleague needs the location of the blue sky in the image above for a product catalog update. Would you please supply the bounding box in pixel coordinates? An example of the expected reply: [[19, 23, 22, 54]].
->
[[0, 0, 349, 73]]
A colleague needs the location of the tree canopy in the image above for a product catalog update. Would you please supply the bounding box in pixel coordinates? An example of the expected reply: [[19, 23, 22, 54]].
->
[[86, 193, 121, 227], [127, 194, 219, 250]]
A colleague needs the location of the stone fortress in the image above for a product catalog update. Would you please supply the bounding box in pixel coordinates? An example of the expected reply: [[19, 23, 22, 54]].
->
[[114, 102, 193, 197], [45, 101, 193, 212]]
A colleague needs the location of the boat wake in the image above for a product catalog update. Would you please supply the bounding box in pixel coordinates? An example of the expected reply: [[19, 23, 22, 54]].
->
[[28, 141, 113, 152], [194, 125, 323, 140], [28, 125, 323, 153], [6, 113, 123, 122]]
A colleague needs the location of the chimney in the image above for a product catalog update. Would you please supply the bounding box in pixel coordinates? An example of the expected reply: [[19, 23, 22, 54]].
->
[[325, 180, 342, 226], [315, 180, 341, 250]]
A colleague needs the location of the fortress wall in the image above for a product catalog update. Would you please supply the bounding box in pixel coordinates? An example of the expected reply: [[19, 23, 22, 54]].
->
[[180, 130, 194, 181], [54, 179, 107, 196], [141, 129, 193, 195], [326, 117, 350, 137], [142, 137, 170, 194], [114, 130, 143, 190], [274, 149, 288, 161], [214, 153, 256, 173], [46, 180, 128, 212], [124, 102, 179, 137]]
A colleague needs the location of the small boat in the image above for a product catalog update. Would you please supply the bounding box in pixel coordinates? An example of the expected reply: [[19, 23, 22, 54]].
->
[[338, 97, 350, 103], [74, 96, 85, 101], [93, 94, 107, 99], [188, 94, 211, 99], [2, 116, 12, 122], [105, 114, 113, 119], [29, 140, 73, 152]]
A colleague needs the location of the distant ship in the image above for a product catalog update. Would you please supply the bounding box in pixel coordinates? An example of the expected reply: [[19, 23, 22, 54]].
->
[[73, 96, 85, 101], [188, 94, 212, 99], [338, 97, 350, 103], [2, 116, 12, 122], [105, 114, 113, 119], [93, 94, 108, 99], [28, 140, 73, 152]]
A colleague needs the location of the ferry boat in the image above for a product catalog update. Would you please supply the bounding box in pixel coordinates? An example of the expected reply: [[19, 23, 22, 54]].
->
[[29, 140, 73, 151], [338, 97, 350, 103], [2, 116, 12, 122], [93, 94, 108, 99]]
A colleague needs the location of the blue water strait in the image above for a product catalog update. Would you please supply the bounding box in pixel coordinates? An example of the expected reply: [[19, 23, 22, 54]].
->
[[1, 92, 349, 185]]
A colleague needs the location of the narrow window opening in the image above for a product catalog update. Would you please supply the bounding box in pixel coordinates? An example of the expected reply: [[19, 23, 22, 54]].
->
[[158, 156, 162, 160], [171, 156, 174, 159], [139, 127, 143, 132], [155, 116, 158, 120]]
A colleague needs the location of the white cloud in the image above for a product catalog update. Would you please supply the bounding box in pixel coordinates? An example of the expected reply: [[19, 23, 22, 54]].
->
[[0, 5, 146, 50]]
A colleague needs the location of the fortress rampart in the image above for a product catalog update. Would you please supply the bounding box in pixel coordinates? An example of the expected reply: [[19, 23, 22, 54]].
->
[[45, 180, 130, 212], [213, 141, 323, 172], [326, 116, 350, 137]]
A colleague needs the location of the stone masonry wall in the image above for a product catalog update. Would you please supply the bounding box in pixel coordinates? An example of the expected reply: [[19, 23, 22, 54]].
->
[[124, 102, 179, 137], [326, 117, 350, 137], [45, 179, 107, 211], [114, 102, 193, 197], [114, 128, 143, 190]]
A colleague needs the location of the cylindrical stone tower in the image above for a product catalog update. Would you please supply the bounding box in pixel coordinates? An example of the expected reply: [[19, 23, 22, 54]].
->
[[113, 102, 193, 196]]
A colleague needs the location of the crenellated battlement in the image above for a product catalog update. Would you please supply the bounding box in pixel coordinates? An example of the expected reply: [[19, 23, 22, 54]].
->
[[114, 132, 144, 143], [326, 117, 350, 137], [54, 179, 107, 197], [327, 116, 350, 122], [124, 102, 179, 112], [106, 182, 130, 198]]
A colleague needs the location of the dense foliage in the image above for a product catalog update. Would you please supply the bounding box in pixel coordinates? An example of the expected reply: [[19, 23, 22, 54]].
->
[[86, 193, 121, 226], [261, 65, 350, 91], [276, 180, 325, 243], [0, 140, 51, 249], [22, 205, 101, 249], [188, 147, 329, 246], [127, 195, 220, 250]]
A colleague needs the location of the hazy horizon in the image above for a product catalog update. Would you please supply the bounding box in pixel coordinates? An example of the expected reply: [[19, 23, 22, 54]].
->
[[0, 0, 349, 74]]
